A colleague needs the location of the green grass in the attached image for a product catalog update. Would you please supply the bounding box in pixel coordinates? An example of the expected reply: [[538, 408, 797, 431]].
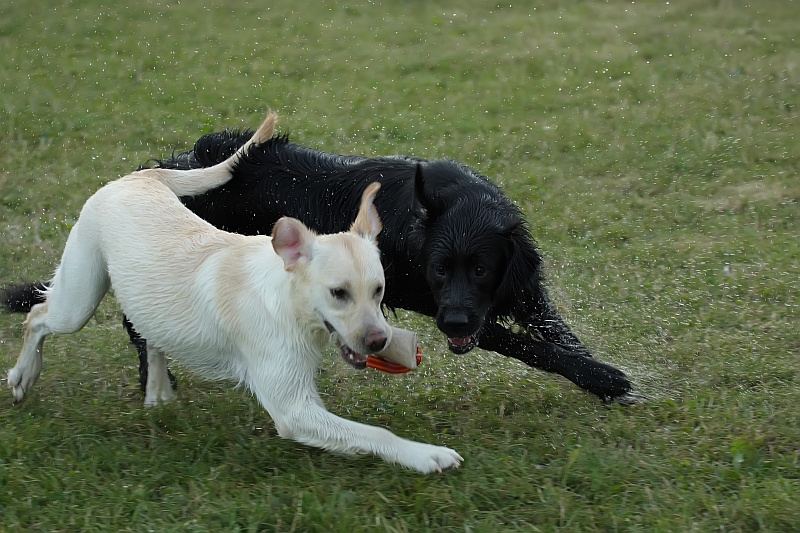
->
[[1, 0, 799, 530]]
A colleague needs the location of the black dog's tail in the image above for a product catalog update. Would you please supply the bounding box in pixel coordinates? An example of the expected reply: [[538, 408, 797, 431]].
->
[[1, 281, 48, 313]]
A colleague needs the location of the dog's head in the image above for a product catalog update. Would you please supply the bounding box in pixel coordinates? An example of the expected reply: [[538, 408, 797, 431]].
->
[[412, 163, 542, 354], [271, 182, 390, 368]]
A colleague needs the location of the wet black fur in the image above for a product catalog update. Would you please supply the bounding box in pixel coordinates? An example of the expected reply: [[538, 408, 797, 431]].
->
[[2, 129, 633, 401], [1, 281, 49, 313], [158, 129, 632, 401]]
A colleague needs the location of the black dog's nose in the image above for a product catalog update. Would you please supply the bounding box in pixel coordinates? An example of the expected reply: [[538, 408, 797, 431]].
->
[[364, 330, 388, 352], [443, 312, 470, 330]]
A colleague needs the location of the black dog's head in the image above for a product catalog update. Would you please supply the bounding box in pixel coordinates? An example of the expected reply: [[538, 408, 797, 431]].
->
[[412, 162, 543, 354]]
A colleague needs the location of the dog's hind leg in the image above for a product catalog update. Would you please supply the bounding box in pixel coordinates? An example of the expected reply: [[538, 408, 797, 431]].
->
[[123, 315, 150, 391], [8, 225, 110, 402], [7, 302, 50, 402], [143, 342, 175, 407]]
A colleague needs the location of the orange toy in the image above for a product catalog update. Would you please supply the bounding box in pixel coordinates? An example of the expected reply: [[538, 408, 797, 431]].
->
[[367, 348, 423, 374], [366, 327, 422, 373]]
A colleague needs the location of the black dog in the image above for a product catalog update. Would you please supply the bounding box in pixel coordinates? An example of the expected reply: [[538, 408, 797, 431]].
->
[[2, 127, 633, 402]]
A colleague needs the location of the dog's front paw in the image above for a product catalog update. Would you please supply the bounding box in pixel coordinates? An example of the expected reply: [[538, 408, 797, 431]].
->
[[396, 442, 463, 474], [573, 358, 633, 403]]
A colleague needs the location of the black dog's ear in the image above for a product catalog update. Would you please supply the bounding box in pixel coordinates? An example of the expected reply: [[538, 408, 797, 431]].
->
[[492, 220, 543, 320], [411, 163, 432, 221]]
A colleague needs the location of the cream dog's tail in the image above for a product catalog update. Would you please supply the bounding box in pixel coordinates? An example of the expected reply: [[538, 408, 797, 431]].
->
[[134, 111, 277, 197]]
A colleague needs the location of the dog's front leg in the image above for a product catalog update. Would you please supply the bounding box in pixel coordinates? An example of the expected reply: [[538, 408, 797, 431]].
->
[[143, 343, 175, 407], [479, 321, 635, 403], [123, 316, 177, 393], [277, 400, 462, 473], [250, 375, 461, 473]]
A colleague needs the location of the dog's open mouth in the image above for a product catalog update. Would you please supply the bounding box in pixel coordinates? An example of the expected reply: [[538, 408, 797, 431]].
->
[[447, 334, 478, 354], [325, 321, 368, 369]]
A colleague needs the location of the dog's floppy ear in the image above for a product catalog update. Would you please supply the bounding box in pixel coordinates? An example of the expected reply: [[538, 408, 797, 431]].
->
[[272, 217, 315, 271], [411, 163, 434, 221], [493, 220, 543, 319], [351, 182, 382, 240], [412, 162, 457, 224]]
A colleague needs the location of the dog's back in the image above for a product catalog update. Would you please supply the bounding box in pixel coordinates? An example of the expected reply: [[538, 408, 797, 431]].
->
[[85, 177, 287, 375], [182, 136, 423, 246]]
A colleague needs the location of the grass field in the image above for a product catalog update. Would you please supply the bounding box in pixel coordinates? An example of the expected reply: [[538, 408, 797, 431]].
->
[[1, 0, 799, 530]]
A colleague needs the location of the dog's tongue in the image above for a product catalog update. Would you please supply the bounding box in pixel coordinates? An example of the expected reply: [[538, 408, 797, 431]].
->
[[449, 336, 472, 347]]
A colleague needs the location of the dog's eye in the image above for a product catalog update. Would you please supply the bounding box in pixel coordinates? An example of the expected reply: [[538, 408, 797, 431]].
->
[[330, 288, 349, 301], [475, 266, 487, 277], [434, 265, 446, 277], [374, 285, 384, 298]]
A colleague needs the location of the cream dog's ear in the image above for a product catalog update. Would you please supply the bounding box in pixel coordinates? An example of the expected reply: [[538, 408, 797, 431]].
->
[[351, 182, 382, 241], [272, 217, 316, 271]]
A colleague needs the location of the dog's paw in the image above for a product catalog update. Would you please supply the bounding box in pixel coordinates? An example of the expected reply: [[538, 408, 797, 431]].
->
[[143, 378, 176, 408], [7, 366, 35, 403], [397, 442, 463, 474], [576, 358, 633, 402], [611, 391, 646, 406], [143, 387, 176, 408]]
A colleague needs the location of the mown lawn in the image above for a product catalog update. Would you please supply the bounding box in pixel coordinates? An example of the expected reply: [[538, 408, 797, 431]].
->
[[1, 0, 798, 531]]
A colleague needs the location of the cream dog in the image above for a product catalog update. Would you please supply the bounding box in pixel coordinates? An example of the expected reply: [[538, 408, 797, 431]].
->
[[7, 112, 462, 473]]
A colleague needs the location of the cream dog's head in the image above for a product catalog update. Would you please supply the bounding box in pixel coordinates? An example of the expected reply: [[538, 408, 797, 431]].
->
[[271, 183, 390, 367]]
